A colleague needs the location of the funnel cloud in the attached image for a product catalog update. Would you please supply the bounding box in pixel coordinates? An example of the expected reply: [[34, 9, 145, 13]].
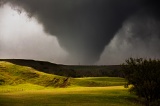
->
[[1, 0, 160, 64], [98, 13, 160, 65]]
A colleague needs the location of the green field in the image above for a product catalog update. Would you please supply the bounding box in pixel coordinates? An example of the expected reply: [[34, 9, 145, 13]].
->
[[0, 61, 142, 106], [0, 85, 141, 106], [71, 77, 126, 87]]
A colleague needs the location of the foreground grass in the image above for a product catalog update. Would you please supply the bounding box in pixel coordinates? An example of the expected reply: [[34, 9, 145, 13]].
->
[[0, 84, 141, 106]]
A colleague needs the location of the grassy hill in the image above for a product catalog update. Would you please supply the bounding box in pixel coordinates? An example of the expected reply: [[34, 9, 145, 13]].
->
[[0, 61, 125, 88], [0, 61, 142, 106], [0, 61, 70, 87], [0, 59, 122, 77]]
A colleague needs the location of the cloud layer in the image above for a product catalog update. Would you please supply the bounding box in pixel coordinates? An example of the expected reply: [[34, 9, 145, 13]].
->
[[0, 4, 68, 64], [2, 0, 145, 64], [0, 0, 160, 64]]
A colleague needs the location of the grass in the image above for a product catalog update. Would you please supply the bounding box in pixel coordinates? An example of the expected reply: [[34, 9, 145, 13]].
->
[[0, 61, 70, 87], [0, 84, 141, 106], [71, 77, 126, 87], [0, 61, 141, 106], [0, 59, 122, 77], [0, 61, 125, 87], [0, 83, 47, 93]]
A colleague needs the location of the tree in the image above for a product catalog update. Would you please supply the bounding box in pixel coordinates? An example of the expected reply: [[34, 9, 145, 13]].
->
[[122, 58, 160, 106]]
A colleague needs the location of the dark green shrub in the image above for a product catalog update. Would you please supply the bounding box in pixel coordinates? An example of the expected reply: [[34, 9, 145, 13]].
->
[[122, 58, 160, 106], [0, 79, 5, 85]]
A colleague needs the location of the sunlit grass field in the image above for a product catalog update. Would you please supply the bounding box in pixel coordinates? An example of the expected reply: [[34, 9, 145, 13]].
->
[[72, 77, 125, 87], [0, 61, 141, 106], [0, 85, 141, 106]]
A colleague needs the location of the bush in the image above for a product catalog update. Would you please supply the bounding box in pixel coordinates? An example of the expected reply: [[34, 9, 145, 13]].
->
[[122, 58, 160, 106], [0, 79, 5, 85]]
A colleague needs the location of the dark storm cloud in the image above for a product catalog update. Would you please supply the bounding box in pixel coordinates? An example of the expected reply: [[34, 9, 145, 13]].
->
[[1, 0, 160, 64], [98, 14, 160, 65]]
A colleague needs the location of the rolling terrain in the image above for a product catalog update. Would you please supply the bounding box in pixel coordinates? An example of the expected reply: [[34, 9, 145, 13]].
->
[[0, 60, 141, 106], [0, 61, 125, 87], [0, 59, 122, 77]]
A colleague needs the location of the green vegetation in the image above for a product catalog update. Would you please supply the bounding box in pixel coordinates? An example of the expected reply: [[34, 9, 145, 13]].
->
[[122, 58, 160, 106], [0, 59, 122, 77], [0, 85, 141, 106], [71, 77, 125, 87], [68, 65, 122, 77], [0, 61, 125, 87], [0, 83, 47, 93], [0, 60, 142, 106], [0, 61, 70, 87]]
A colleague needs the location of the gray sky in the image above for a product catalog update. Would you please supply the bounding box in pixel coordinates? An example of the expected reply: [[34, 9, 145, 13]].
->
[[0, 0, 160, 65]]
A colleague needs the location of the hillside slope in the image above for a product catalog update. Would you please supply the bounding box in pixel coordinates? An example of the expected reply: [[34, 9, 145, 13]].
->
[[0, 61, 125, 87], [0, 61, 70, 87], [0, 59, 122, 77]]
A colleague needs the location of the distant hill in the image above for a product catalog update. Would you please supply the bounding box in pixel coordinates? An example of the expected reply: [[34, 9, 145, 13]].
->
[[0, 59, 123, 77]]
